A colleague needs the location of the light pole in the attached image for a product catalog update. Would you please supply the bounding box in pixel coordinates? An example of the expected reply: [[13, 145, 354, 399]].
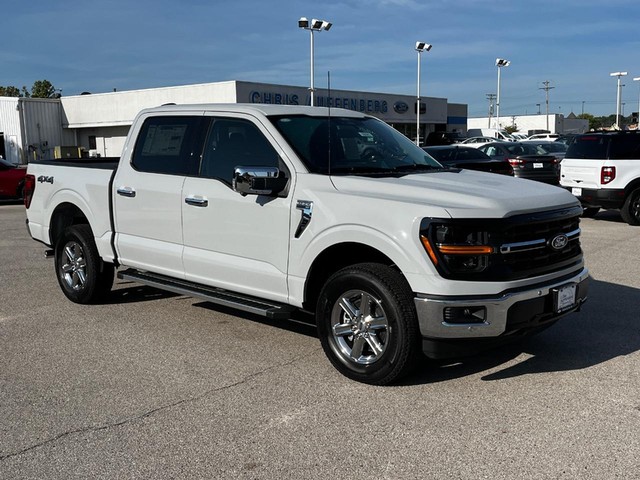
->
[[415, 41, 432, 146], [634, 77, 640, 129], [298, 17, 332, 106], [495, 58, 510, 131], [610, 71, 627, 129]]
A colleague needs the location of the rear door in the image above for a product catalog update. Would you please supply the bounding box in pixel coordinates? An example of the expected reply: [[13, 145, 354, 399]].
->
[[113, 113, 206, 278]]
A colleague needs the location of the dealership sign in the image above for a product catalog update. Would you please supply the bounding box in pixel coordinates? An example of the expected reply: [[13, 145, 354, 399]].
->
[[236, 81, 448, 123]]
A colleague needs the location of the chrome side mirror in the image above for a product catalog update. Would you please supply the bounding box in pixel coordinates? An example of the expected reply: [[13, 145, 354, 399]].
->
[[232, 166, 287, 196]]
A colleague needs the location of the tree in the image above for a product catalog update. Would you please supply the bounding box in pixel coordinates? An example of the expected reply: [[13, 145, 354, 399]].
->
[[0, 86, 21, 97], [0, 80, 59, 98], [30, 80, 56, 98]]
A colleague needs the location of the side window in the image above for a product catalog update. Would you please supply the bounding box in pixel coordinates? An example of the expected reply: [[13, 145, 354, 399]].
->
[[609, 135, 640, 159], [132, 116, 203, 175], [200, 118, 281, 185]]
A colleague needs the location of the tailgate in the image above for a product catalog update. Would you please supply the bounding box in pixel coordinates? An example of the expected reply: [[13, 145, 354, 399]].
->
[[560, 159, 605, 189]]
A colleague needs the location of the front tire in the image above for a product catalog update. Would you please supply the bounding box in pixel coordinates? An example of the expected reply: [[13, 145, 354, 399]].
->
[[316, 263, 420, 385], [620, 189, 640, 226], [54, 225, 114, 304]]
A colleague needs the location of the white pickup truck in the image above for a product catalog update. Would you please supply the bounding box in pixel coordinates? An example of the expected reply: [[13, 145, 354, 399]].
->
[[24, 104, 589, 384]]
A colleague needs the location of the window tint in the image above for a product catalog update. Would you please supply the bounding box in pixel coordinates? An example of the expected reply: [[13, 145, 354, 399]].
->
[[483, 146, 498, 156], [566, 135, 609, 159], [132, 116, 204, 175], [200, 118, 281, 184], [609, 134, 640, 159], [455, 148, 490, 160], [270, 115, 440, 174]]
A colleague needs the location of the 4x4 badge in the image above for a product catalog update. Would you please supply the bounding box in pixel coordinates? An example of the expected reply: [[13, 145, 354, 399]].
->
[[550, 234, 569, 250]]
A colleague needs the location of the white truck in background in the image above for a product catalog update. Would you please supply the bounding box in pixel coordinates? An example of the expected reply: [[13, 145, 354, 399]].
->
[[467, 128, 514, 141], [24, 104, 589, 384]]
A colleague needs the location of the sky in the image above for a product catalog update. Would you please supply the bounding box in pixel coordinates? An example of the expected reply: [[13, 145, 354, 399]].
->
[[3, 0, 640, 118]]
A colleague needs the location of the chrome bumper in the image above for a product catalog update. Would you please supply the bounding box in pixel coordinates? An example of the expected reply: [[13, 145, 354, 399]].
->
[[414, 268, 589, 339]]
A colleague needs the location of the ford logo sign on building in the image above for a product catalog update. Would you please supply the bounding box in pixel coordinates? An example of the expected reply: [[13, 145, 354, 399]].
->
[[394, 101, 409, 114]]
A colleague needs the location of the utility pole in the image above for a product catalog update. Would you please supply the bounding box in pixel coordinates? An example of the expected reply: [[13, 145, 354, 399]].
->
[[539, 80, 555, 132], [486, 93, 496, 128]]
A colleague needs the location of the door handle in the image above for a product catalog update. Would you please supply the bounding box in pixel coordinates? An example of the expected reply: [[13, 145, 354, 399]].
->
[[117, 187, 136, 198], [185, 197, 209, 207]]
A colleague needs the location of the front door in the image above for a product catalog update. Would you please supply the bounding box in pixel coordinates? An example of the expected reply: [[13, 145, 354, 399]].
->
[[181, 115, 292, 302]]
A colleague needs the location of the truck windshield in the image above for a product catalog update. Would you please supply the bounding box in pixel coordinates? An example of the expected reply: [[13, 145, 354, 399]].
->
[[268, 115, 442, 175]]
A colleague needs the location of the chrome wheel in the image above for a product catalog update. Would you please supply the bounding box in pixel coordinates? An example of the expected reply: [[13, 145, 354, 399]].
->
[[317, 263, 420, 385], [60, 241, 87, 292], [330, 289, 389, 365]]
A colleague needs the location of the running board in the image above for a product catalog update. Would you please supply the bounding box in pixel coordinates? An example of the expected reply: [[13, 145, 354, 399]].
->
[[117, 268, 296, 320]]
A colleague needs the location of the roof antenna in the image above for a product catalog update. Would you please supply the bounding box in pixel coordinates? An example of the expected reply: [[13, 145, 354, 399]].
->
[[327, 71, 332, 176]]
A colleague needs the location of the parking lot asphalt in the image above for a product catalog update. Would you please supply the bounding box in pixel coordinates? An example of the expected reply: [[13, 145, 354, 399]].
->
[[1, 201, 639, 479]]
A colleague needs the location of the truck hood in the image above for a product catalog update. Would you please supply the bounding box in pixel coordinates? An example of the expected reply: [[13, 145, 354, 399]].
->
[[330, 170, 578, 218]]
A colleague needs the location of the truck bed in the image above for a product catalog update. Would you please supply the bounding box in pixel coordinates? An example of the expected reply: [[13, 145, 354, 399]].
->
[[26, 158, 120, 262]]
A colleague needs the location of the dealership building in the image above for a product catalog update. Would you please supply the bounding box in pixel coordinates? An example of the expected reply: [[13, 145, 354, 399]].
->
[[0, 80, 467, 163]]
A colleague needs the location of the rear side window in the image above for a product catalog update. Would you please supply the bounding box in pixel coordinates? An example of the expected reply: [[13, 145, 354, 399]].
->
[[132, 116, 205, 175], [565, 135, 609, 159], [609, 135, 640, 159]]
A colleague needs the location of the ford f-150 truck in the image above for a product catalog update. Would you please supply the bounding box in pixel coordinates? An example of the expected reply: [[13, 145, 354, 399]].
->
[[24, 104, 589, 384]]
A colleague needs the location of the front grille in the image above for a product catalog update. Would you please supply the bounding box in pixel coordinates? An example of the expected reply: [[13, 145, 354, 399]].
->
[[495, 209, 582, 279], [422, 205, 584, 281]]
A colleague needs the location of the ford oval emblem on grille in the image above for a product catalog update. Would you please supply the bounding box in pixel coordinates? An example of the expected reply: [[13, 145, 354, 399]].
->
[[394, 101, 409, 114], [550, 234, 569, 250]]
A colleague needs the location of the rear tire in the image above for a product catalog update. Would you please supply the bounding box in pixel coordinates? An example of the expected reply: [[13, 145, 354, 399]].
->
[[316, 263, 420, 385], [620, 189, 640, 226], [54, 225, 114, 304]]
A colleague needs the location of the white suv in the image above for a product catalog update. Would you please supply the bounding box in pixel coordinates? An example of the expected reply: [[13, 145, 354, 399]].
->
[[560, 131, 640, 224]]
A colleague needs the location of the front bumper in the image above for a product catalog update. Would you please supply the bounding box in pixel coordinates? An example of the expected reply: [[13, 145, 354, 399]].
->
[[414, 268, 589, 342]]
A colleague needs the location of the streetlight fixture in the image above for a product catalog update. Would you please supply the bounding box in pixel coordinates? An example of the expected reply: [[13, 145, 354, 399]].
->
[[298, 17, 332, 107], [610, 71, 628, 129], [495, 58, 510, 131], [633, 77, 640, 128], [415, 41, 432, 146]]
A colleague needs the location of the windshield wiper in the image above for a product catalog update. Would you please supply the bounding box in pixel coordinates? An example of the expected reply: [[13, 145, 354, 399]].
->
[[392, 163, 441, 173], [329, 166, 396, 176]]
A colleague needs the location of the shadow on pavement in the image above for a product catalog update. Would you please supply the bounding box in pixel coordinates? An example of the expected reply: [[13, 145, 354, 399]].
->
[[104, 281, 180, 304], [405, 278, 640, 384], [103, 276, 639, 385]]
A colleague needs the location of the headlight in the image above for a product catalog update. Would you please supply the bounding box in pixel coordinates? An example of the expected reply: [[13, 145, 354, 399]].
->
[[420, 223, 493, 276]]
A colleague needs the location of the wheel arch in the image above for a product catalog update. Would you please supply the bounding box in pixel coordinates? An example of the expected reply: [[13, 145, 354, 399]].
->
[[302, 242, 401, 312], [623, 177, 640, 198], [49, 202, 91, 247]]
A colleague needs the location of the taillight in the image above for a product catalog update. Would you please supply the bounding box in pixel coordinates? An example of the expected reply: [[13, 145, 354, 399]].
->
[[508, 158, 524, 167], [601, 166, 616, 184], [24, 174, 36, 209]]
